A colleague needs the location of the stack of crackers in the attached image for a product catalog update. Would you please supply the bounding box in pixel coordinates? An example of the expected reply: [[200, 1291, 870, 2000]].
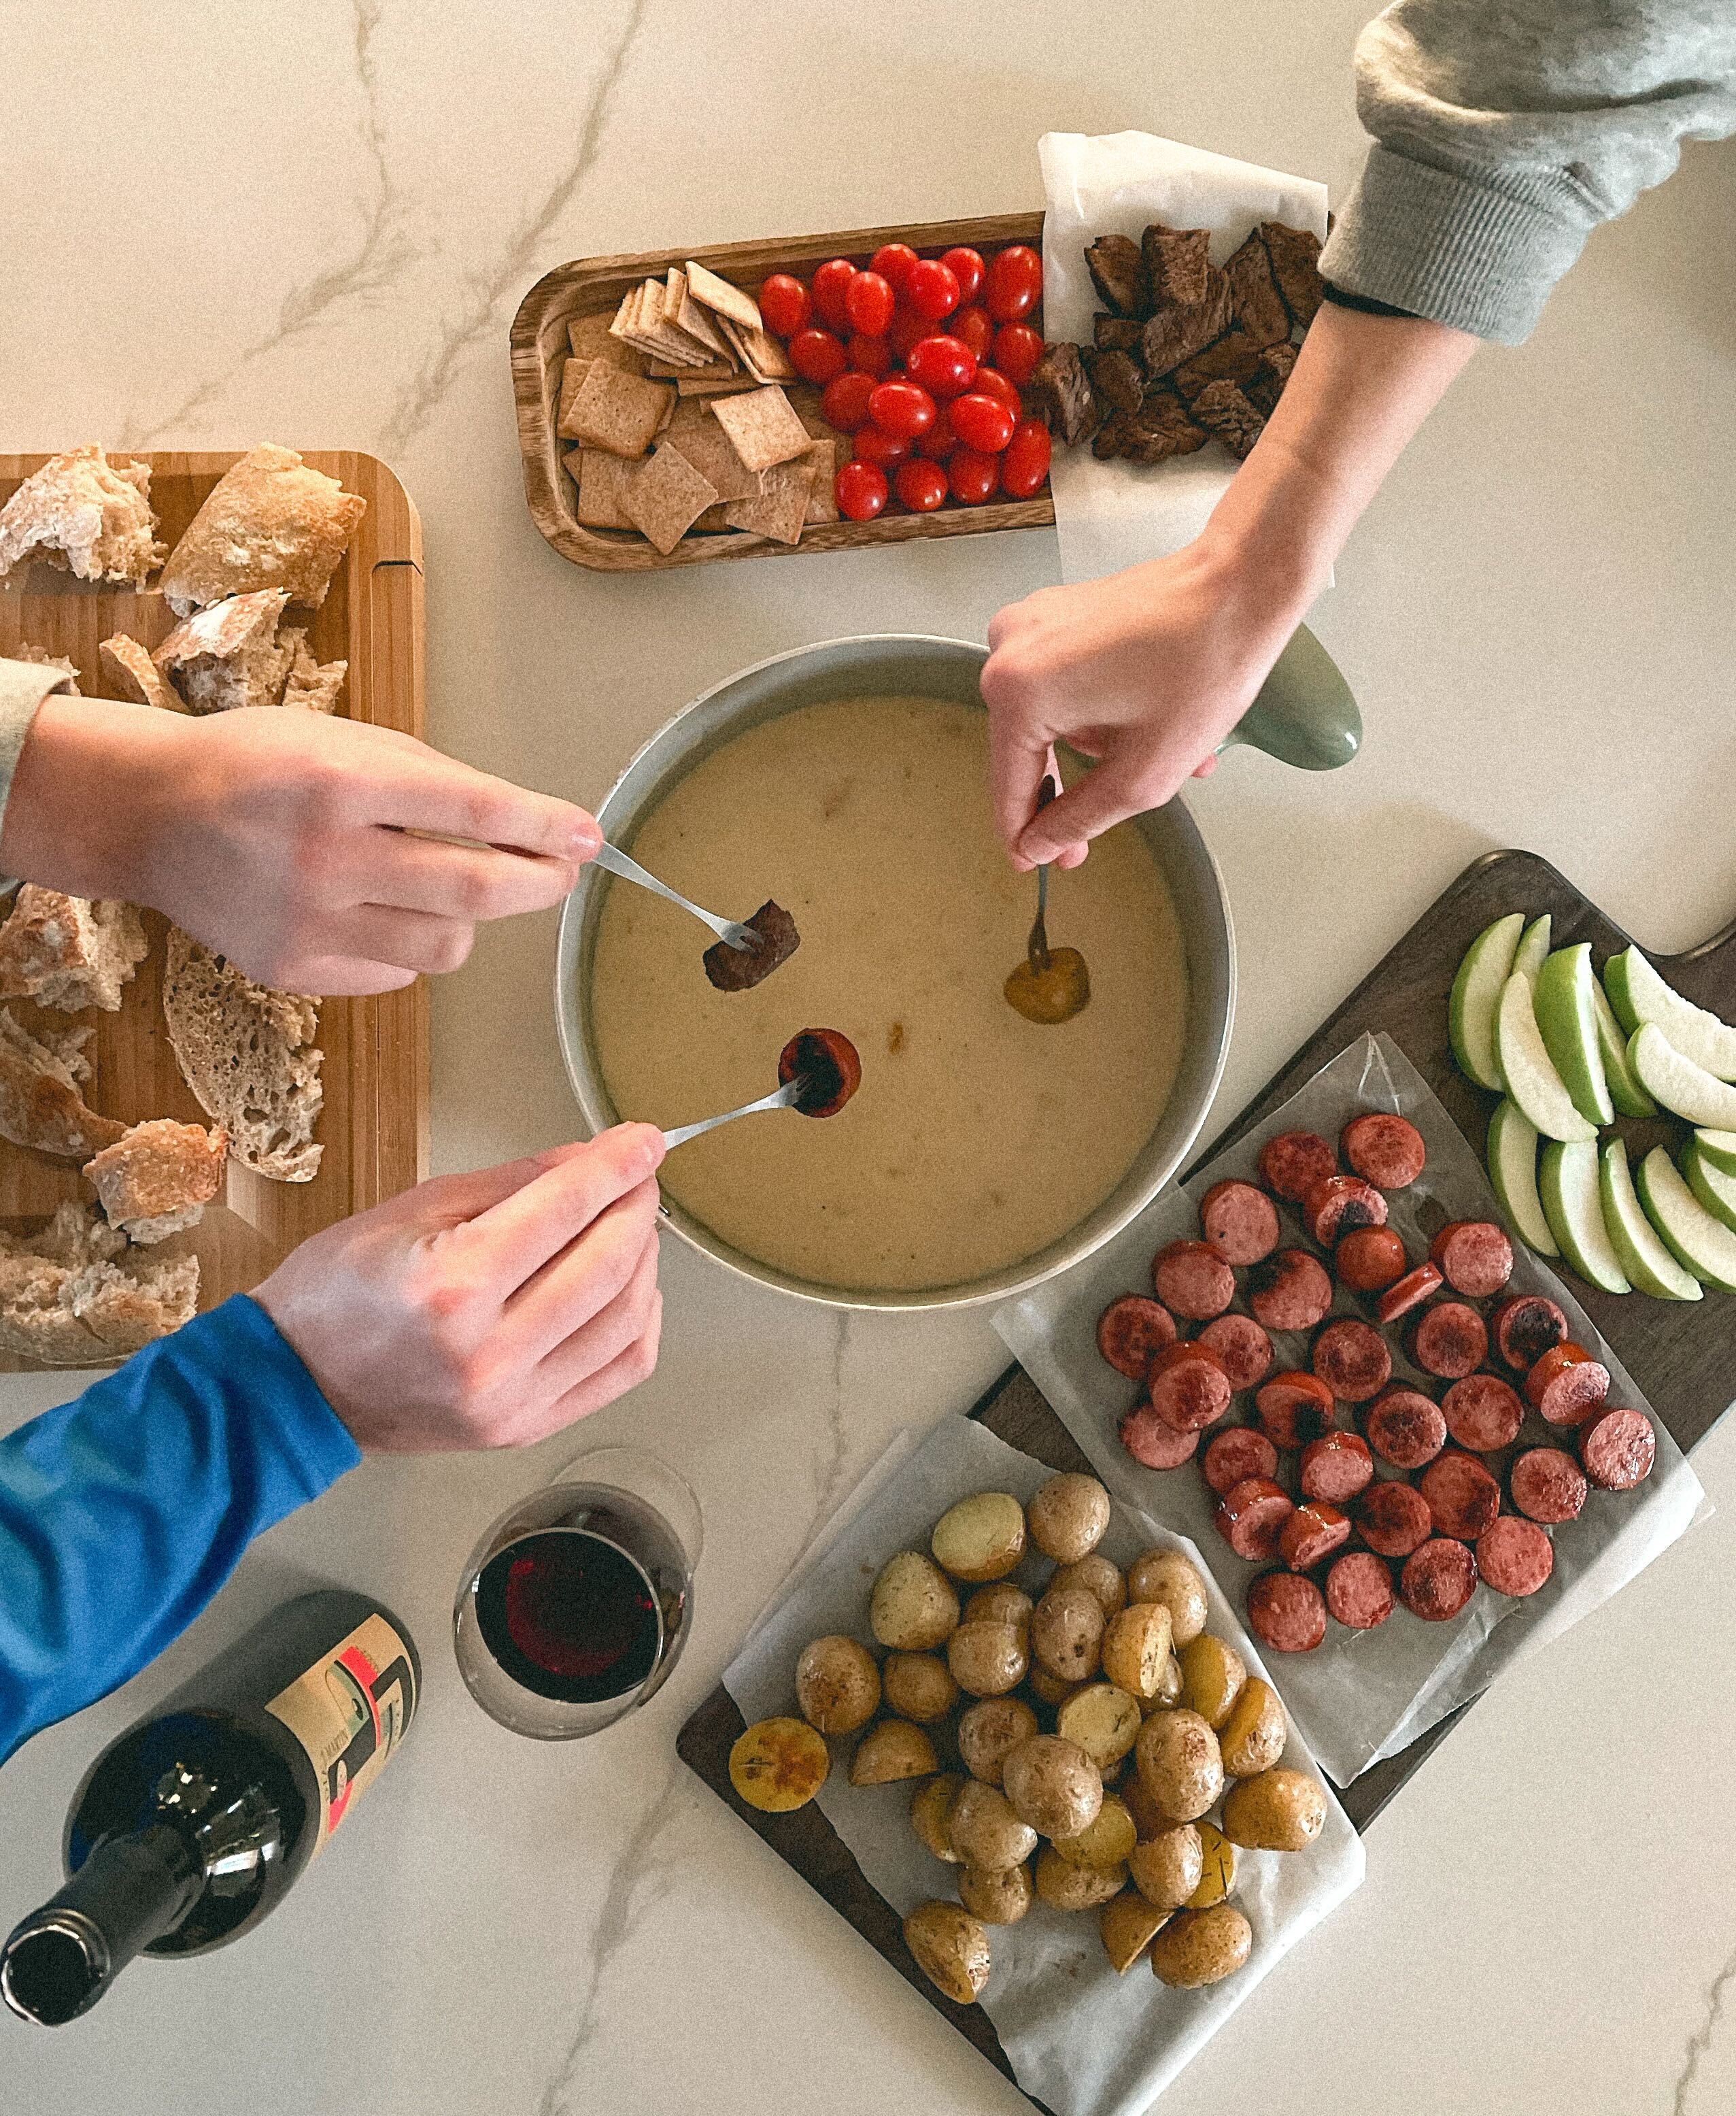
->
[[555, 261, 840, 556]]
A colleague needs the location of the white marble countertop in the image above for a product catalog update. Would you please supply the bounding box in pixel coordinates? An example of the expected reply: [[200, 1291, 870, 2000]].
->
[[3, 3, 1735, 2111]]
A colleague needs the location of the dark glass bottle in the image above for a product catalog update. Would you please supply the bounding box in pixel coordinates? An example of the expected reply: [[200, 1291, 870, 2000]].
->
[[1, 1590, 418, 2026]]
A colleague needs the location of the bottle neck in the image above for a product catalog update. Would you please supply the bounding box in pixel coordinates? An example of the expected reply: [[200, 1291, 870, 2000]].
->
[[1, 1825, 201, 2026]]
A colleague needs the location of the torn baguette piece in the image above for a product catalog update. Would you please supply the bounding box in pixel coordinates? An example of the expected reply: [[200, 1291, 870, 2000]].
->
[[280, 633, 346, 713], [0, 1201, 201, 1362], [154, 590, 295, 713], [0, 888, 148, 1012], [0, 1006, 126, 1159], [158, 445, 365, 616], [99, 633, 186, 712], [0, 447, 165, 587], [84, 1118, 228, 1243]]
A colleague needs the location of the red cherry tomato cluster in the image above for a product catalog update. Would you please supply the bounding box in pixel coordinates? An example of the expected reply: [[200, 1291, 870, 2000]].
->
[[758, 242, 1047, 521]]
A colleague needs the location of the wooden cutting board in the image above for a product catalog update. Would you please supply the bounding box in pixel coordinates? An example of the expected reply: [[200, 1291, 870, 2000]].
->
[[0, 451, 429, 1368]]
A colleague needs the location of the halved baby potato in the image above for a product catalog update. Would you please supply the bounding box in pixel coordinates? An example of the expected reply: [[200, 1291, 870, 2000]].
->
[[1055, 1682, 1142, 1773], [1032, 1584, 1106, 1683], [1100, 1889, 1171, 1972], [1035, 1845, 1127, 1911], [1151, 1904, 1252, 1989], [1053, 1791, 1138, 1870], [1125, 1549, 1209, 1645], [1189, 1822, 1238, 1909], [729, 1716, 830, 1813], [1026, 1473, 1112, 1564], [1219, 1677, 1287, 1779], [948, 1781, 1040, 1873], [962, 1582, 1034, 1636], [909, 1773, 966, 1862], [946, 1620, 1028, 1698], [795, 1634, 881, 1736], [849, 1718, 939, 1787], [959, 1860, 1034, 1926], [870, 1551, 959, 1652], [957, 1696, 1039, 1785], [932, 1492, 1027, 1582], [882, 1651, 960, 1724], [1129, 1824, 1203, 1910], [903, 1900, 991, 2004], [1047, 1551, 1127, 1619], [1221, 1766, 1327, 1851], [1101, 1600, 1175, 1700], [1177, 1632, 1246, 1732]]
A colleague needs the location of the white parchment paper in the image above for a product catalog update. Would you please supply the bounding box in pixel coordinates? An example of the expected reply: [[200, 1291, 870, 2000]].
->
[[724, 1415, 1363, 2116], [995, 1033, 1708, 1785], [1038, 130, 1329, 584]]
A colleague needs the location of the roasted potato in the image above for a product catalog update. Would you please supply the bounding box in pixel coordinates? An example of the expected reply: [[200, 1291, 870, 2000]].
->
[[1055, 1682, 1142, 1773], [1125, 1549, 1209, 1646], [1177, 1632, 1246, 1732], [729, 1717, 830, 1813], [1002, 1734, 1104, 1841], [1049, 1551, 1127, 1619], [1032, 1584, 1105, 1683], [962, 1582, 1034, 1637], [949, 1780, 1040, 1872], [1100, 1600, 1174, 1700], [1222, 1767, 1327, 1851], [1053, 1791, 1137, 1870], [1120, 1770, 1169, 1843], [882, 1651, 960, 1725], [1135, 1708, 1223, 1824], [1100, 1890, 1170, 1973], [849, 1718, 939, 1787], [1035, 1845, 1127, 1911], [1219, 1677, 1287, 1779], [1026, 1473, 1111, 1564], [909, 1773, 965, 1862], [931, 1492, 1026, 1583], [957, 1696, 1039, 1785], [946, 1619, 1028, 1698], [1151, 1904, 1252, 1989], [1188, 1821, 1238, 1908], [795, 1634, 881, 1736], [870, 1551, 959, 1652], [1146, 1653, 1184, 1713], [959, 1861, 1033, 1926], [1027, 1664, 1083, 1710], [903, 1900, 991, 2004], [1129, 1824, 1203, 1910]]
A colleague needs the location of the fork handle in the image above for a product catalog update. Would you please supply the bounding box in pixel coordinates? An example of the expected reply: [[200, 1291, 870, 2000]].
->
[[591, 841, 736, 945]]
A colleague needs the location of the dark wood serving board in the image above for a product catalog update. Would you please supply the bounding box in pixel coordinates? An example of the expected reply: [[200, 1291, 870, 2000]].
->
[[677, 847, 1736, 2104]]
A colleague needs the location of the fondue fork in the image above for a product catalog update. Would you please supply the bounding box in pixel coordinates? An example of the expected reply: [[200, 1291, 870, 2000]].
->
[[1025, 774, 1057, 972], [660, 1079, 803, 1150], [591, 842, 763, 955]]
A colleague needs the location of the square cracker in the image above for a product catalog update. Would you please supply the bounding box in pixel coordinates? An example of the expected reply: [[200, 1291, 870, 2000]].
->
[[568, 310, 644, 371], [564, 361, 675, 458], [556, 357, 592, 436], [800, 439, 838, 523], [723, 456, 811, 545], [622, 442, 719, 553], [668, 410, 764, 501], [709, 385, 811, 472], [677, 373, 761, 397], [684, 260, 762, 332], [564, 449, 634, 530]]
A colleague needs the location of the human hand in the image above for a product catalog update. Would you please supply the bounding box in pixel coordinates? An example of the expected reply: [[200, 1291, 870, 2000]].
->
[[253, 1125, 666, 1452]]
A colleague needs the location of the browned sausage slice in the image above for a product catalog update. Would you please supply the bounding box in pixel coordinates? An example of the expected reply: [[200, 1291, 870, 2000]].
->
[[1341, 1111, 1427, 1190], [1419, 1451, 1501, 1541], [1400, 1537, 1478, 1621], [1247, 1249, 1333, 1334], [1279, 1500, 1351, 1572], [1153, 1239, 1237, 1321], [1580, 1407, 1657, 1490], [1442, 1373, 1525, 1453], [1096, 1294, 1178, 1379], [1357, 1480, 1433, 1558], [1119, 1402, 1202, 1470], [1408, 1301, 1488, 1379], [1476, 1516, 1554, 1597], [1254, 1371, 1334, 1449], [1311, 1318, 1393, 1404], [1334, 1225, 1408, 1292], [1325, 1550, 1395, 1629], [1147, 1341, 1233, 1432], [1525, 1343, 1610, 1426], [1364, 1386, 1447, 1471], [1195, 1313, 1274, 1392], [1199, 1180, 1280, 1266], [1202, 1424, 1280, 1497], [1214, 1476, 1295, 1562], [1258, 1130, 1338, 1203], [1378, 1262, 1443, 1324], [1303, 1175, 1389, 1247], [1299, 1430, 1374, 1505], [1245, 1571, 1327, 1652], [1490, 1294, 1569, 1373], [1429, 1220, 1515, 1298], [1510, 1445, 1587, 1524]]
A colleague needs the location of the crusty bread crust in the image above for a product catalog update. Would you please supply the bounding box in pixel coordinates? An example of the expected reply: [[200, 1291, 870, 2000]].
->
[[162, 928, 324, 1181], [154, 589, 294, 713], [0, 888, 148, 1013], [99, 632, 187, 713], [0, 1006, 126, 1158], [0, 447, 165, 586], [85, 1117, 227, 1243], [0, 1201, 195, 1364], [281, 633, 347, 712], [158, 445, 365, 616]]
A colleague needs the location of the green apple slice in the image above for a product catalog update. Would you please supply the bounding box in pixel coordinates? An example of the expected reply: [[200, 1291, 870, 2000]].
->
[[1605, 946, 1736, 1079], [1629, 1022, 1736, 1128], [1693, 1128, 1736, 1178], [1533, 944, 1614, 1126], [1486, 1098, 1559, 1256], [1599, 1139, 1701, 1299], [1593, 975, 1657, 1117], [1495, 973, 1597, 1142], [1448, 911, 1525, 1092], [1684, 1142, 1736, 1234], [1539, 1140, 1631, 1294], [1512, 913, 1552, 986], [1634, 1146, 1736, 1294]]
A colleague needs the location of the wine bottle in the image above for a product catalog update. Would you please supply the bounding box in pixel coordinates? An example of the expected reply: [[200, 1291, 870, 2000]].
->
[[1, 1590, 418, 2026]]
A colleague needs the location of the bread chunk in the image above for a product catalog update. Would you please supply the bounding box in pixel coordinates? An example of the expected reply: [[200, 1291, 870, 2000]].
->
[[0, 1007, 126, 1158], [0, 448, 164, 586], [100, 633, 186, 713], [0, 888, 148, 1012], [162, 928, 323, 1181], [85, 1118, 228, 1243], [154, 590, 295, 713], [280, 633, 346, 713], [158, 445, 364, 616], [0, 1201, 199, 1363]]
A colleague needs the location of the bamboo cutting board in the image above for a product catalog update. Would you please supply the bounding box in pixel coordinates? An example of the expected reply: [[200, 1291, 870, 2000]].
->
[[0, 450, 428, 1369]]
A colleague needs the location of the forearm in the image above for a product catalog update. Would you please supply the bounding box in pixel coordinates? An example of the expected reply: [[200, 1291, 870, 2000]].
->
[[0, 693, 187, 904]]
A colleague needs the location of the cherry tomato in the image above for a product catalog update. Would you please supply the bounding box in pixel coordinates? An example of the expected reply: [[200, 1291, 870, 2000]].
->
[[820, 371, 878, 433], [869, 243, 919, 297], [915, 402, 959, 461], [951, 303, 994, 359], [835, 460, 889, 522], [847, 331, 892, 378], [788, 327, 849, 387], [888, 307, 930, 363], [867, 380, 936, 439], [950, 392, 1017, 454], [940, 247, 985, 303], [853, 424, 913, 469], [894, 459, 949, 513], [985, 243, 1042, 322], [813, 258, 855, 333], [904, 334, 977, 399], [999, 417, 1052, 499], [992, 322, 1044, 385], [906, 258, 960, 322], [758, 273, 810, 338], [948, 448, 1001, 505], [969, 365, 1023, 417], [845, 269, 896, 337]]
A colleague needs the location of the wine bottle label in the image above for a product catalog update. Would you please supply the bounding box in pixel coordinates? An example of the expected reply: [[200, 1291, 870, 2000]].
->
[[264, 1615, 418, 1857]]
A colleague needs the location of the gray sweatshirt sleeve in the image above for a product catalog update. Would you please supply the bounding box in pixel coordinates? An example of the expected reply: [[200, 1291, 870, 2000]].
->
[[1319, 1, 1736, 341], [0, 657, 76, 895]]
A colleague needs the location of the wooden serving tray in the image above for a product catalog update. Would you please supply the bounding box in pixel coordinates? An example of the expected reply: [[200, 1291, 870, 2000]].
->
[[511, 212, 1054, 572], [0, 450, 428, 1369]]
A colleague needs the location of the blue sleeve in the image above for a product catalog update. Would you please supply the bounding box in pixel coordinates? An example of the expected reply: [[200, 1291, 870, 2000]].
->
[[0, 1295, 360, 1763]]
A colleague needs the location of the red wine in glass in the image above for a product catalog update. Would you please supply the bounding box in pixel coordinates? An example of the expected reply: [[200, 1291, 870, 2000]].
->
[[473, 1530, 660, 1705]]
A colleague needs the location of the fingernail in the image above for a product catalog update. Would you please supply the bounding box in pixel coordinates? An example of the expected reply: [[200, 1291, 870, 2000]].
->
[[631, 1122, 666, 1170], [566, 813, 604, 860]]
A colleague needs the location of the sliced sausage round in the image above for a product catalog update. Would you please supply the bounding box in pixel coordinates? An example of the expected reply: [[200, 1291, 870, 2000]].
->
[[1490, 1293, 1569, 1373], [1476, 1516, 1554, 1598], [1525, 1343, 1610, 1426], [1429, 1220, 1515, 1298], [1364, 1386, 1447, 1471], [1247, 1248, 1333, 1334], [1312, 1318, 1393, 1404], [1334, 1224, 1409, 1293], [1245, 1571, 1327, 1653], [1303, 1174, 1389, 1247], [1442, 1373, 1525, 1453], [1419, 1451, 1501, 1541], [1095, 1294, 1178, 1379], [1510, 1445, 1588, 1524], [1199, 1179, 1280, 1266], [1300, 1430, 1374, 1505], [1258, 1130, 1338, 1204], [1408, 1301, 1488, 1380], [1341, 1112, 1427, 1190], [1255, 1370, 1334, 1450], [1147, 1341, 1233, 1432], [1201, 1424, 1280, 1498], [1279, 1500, 1352, 1573], [1580, 1407, 1657, 1490], [1400, 1537, 1478, 1622], [1378, 1262, 1444, 1324], [1325, 1550, 1395, 1630], [1195, 1313, 1274, 1392], [1152, 1239, 1236, 1321], [1357, 1479, 1433, 1558], [1215, 1476, 1295, 1562], [1119, 1402, 1202, 1471]]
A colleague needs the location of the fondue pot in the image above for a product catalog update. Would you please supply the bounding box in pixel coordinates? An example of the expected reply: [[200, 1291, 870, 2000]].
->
[[556, 631, 1359, 1312]]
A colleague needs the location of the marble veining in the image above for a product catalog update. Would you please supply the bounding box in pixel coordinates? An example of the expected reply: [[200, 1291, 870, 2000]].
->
[[1673, 1932, 1736, 2116]]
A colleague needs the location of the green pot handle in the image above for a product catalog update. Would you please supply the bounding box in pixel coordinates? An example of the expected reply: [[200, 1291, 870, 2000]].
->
[[1222, 622, 1361, 772]]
